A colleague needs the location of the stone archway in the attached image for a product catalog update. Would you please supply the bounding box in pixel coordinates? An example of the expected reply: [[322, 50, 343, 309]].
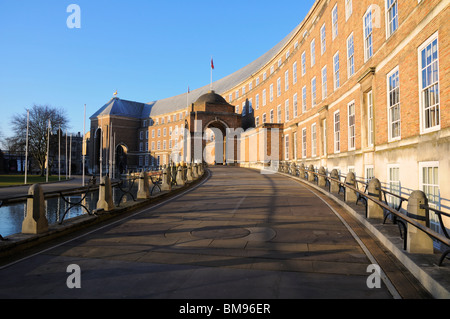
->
[[115, 144, 128, 175], [203, 119, 229, 165]]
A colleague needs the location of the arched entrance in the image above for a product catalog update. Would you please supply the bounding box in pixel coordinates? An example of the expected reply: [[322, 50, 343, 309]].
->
[[203, 120, 228, 165], [115, 144, 128, 175]]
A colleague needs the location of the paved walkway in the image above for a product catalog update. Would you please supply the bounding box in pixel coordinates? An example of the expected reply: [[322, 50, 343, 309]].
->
[[0, 167, 431, 299]]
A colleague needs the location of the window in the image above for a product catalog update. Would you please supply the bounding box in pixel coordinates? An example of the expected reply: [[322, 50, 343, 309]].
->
[[285, 99, 289, 122], [311, 39, 316, 67], [157, 129, 161, 137], [255, 116, 260, 127], [293, 62, 297, 84], [367, 90, 374, 147], [249, 82, 252, 91], [256, 94, 260, 110], [301, 52, 306, 75], [419, 33, 440, 133], [139, 156, 143, 167], [285, 135, 289, 160], [334, 110, 340, 153], [278, 59, 282, 67], [293, 93, 298, 118], [293, 132, 298, 160], [277, 105, 282, 123], [320, 24, 326, 55], [364, 7, 373, 61], [157, 141, 161, 150], [263, 72, 267, 81], [163, 127, 167, 137], [311, 123, 317, 157], [346, 0, 352, 20], [332, 4, 338, 40], [270, 84, 274, 102], [333, 52, 340, 90], [151, 141, 155, 151], [263, 89, 267, 106], [140, 131, 143, 140], [387, 164, 401, 209], [419, 162, 440, 233], [256, 77, 260, 86], [302, 128, 307, 158], [152, 129, 155, 138], [311, 77, 317, 108], [277, 77, 281, 97], [139, 142, 143, 152], [270, 109, 274, 123], [242, 86, 245, 95], [302, 86, 307, 113], [348, 101, 356, 150], [387, 67, 401, 141], [163, 140, 166, 150], [236, 90, 239, 99], [248, 98, 253, 113], [386, 0, 398, 38], [263, 113, 267, 124], [242, 102, 246, 116], [229, 94, 232, 102], [365, 165, 374, 183], [347, 33, 355, 77], [236, 105, 240, 114], [285, 70, 289, 91], [322, 66, 327, 99]]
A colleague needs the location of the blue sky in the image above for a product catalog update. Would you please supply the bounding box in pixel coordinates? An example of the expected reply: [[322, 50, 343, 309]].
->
[[0, 0, 315, 140]]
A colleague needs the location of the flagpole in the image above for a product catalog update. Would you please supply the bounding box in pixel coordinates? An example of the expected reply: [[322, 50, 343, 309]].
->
[[69, 134, 72, 179], [82, 104, 86, 187], [210, 57, 213, 91], [46, 119, 50, 183], [58, 125, 61, 181], [65, 129, 68, 180], [24, 109, 29, 185]]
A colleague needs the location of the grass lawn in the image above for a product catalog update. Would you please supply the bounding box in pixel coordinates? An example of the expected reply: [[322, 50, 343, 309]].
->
[[0, 175, 61, 187]]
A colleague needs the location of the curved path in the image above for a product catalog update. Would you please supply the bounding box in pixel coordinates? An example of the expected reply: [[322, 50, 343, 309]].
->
[[0, 167, 430, 299]]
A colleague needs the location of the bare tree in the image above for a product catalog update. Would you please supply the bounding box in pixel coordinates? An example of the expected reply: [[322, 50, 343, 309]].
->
[[10, 105, 69, 176]]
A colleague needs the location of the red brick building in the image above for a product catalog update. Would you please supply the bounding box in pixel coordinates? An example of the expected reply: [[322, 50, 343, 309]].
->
[[89, 0, 449, 227]]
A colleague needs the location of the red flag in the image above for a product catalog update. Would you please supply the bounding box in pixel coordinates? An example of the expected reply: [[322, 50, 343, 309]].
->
[[211, 58, 214, 70]]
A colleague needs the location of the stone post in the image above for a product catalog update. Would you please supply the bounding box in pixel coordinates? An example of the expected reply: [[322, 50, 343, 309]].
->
[[407, 191, 434, 254], [97, 175, 116, 212], [186, 163, 193, 182], [308, 165, 315, 182], [22, 184, 48, 234], [318, 167, 327, 187], [344, 172, 357, 203], [193, 163, 198, 179], [160, 166, 172, 191], [137, 171, 150, 200], [367, 178, 383, 219], [176, 164, 185, 186], [299, 163, 305, 179], [330, 169, 340, 193]]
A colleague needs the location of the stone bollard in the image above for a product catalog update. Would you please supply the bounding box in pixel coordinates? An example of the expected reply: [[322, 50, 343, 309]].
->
[[198, 163, 204, 177], [406, 191, 434, 254], [176, 164, 185, 186], [330, 169, 340, 193], [97, 175, 116, 212], [299, 163, 306, 179], [160, 166, 172, 191], [318, 167, 327, 187], [308, 165, 315, 182], [193, 163, 198, 179], [137, 171, 150, 199], [344, 172, 357, 203], [22, 184, 48, 234], [367, 178, 384, 219], [186, 163, 193, 182]]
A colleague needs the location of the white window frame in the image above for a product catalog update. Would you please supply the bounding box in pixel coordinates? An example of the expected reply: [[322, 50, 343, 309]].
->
[[285, 99, 290, 122], [311, 77, 317, 108], [367, 90, 374, 147], [311, 38, 316, 67], [347, 33, 355, 78], [277, 77, 281, 97], [386, 0, 398, 39], [285, 70, 289, 91], [333, 52, 340, 91], [345, 0, 353, 21], [418, 32, 440, 134], [263, 89, 267, 106], [293, 132, 298, 160], [364, 6, 373, 62], [311, 123, 317, 157], [293, 93, 298, 118], [270, 109, 274, 123], [320, 23, 326, 55], [302, 86, 307, 113], [270, 84, 274, 102], [348, 100, 356, 150], [301, 51, 306, 76], [293, 62, 297, 84], [255, 94, 260, 110], [334, 110, 340, 153], [365, 164, 374, 183], [322, 65, 327, 100], [387, 164, 401, 208], [277, 105, 282, 123], [419, 161, 440, 232], [302, 128, 307, 158], [387, 66, 401, 141], [285, 134, 290, 160], [332, 4, 338, 40]]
